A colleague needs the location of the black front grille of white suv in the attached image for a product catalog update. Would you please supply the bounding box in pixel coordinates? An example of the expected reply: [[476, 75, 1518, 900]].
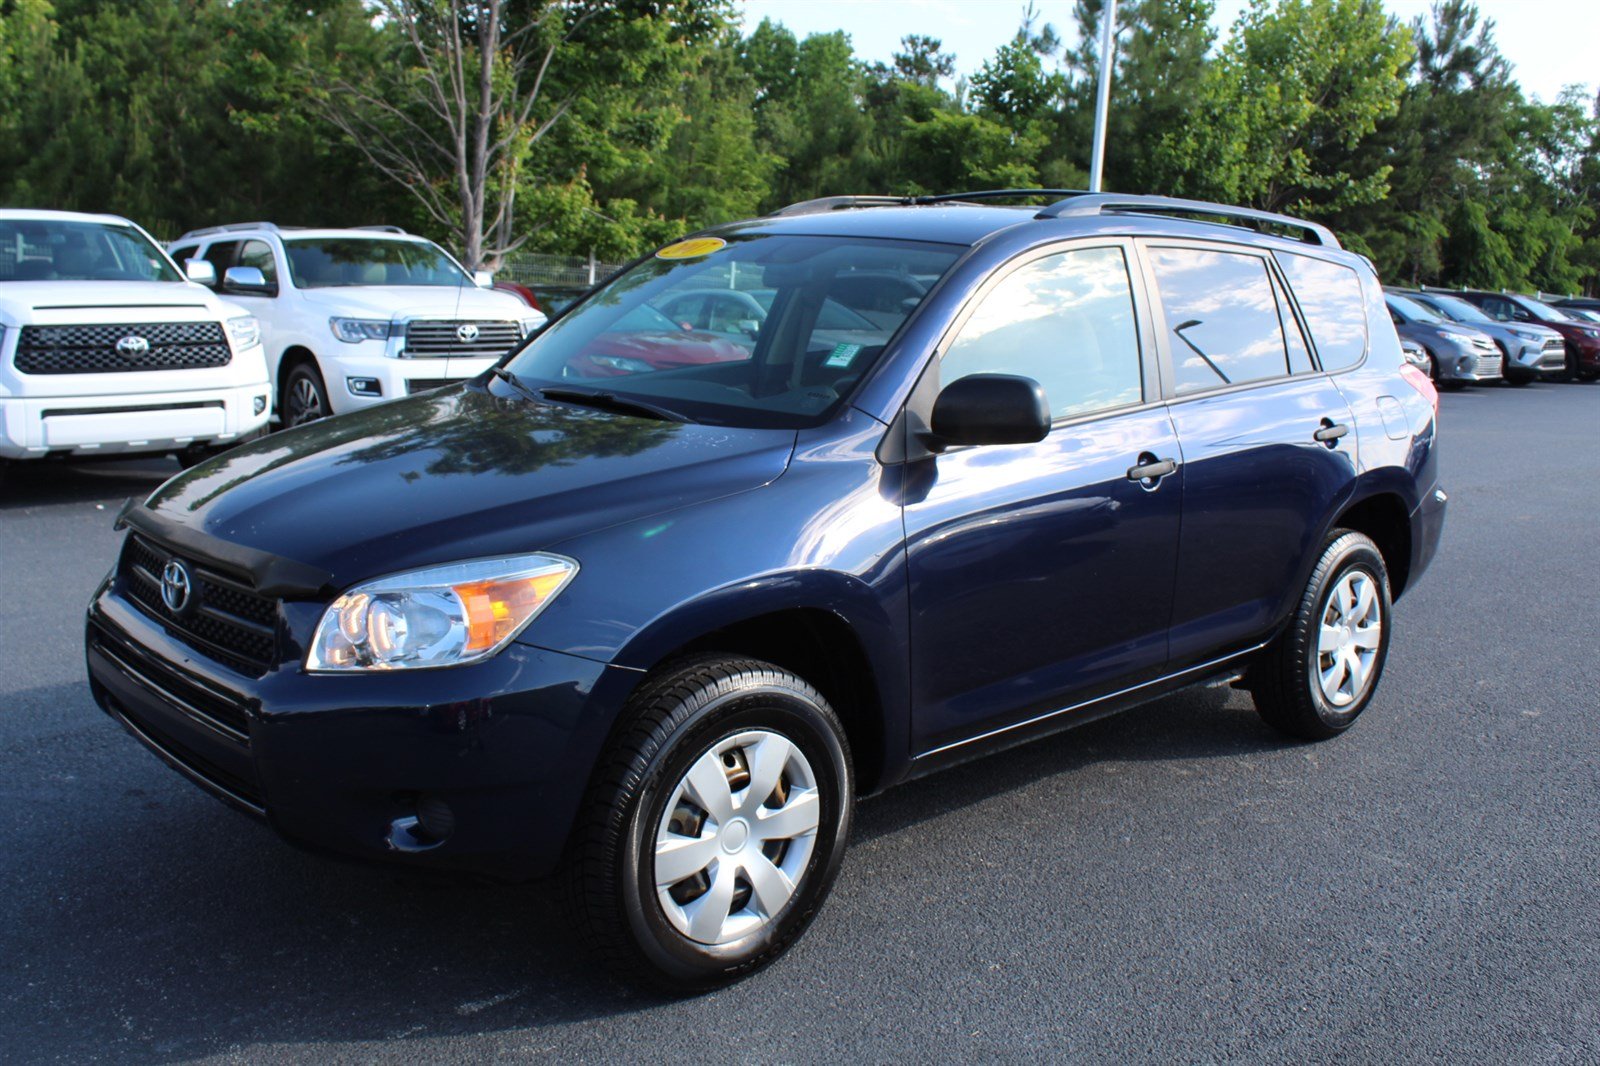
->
[[404, 320, 522, 358], [14, 322, 231, 374]]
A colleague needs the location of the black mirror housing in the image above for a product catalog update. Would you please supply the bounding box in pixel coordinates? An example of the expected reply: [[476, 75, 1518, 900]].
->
[[930, 373, 1051, 447]]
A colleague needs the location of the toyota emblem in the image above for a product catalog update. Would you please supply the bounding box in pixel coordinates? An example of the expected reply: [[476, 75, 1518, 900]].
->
[[456, 323, 480, 343], [160, 559, 193, 613], [116, 334, 151, 357]]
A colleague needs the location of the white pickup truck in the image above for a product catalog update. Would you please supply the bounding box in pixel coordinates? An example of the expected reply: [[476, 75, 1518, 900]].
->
[[0, 209, 271, 477], [166, 223, 545, 426]]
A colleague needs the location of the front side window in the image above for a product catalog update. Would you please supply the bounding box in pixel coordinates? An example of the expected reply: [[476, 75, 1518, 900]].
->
[[238, 239, 278, 285], [200, 240, 240, 287], [1149, 246, 1291, 393], [1276, 252, 1367, 371], [504, 234, 962, 429], [940, 245, 1144, 420], [284, 238, 471, 288], [0, 219, 180, 283]]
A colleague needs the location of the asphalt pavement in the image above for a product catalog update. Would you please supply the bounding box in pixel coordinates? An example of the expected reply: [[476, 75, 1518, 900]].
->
[[1, 382, 1597, 1063]]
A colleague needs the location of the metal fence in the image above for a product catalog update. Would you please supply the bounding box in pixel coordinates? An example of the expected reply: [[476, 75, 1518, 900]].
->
[[495, 251, 625, 287]]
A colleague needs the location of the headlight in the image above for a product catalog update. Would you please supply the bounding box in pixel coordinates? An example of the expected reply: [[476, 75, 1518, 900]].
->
[[519, 314, 547, 337], [307, 554, 577, 672], [224, 315, 260, 351], [1438, 330, 1476, 346], [330, 317, 394, 343], [1508, 328, 1539, 340]]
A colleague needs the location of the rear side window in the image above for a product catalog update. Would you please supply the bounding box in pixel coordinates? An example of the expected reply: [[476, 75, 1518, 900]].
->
[[941, 245, 1144, 420], [1276, 252, 1367, 370], [1147, 246, 1290, 394]]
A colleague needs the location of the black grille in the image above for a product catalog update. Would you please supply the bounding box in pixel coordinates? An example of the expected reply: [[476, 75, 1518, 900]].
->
[[91, 623, 252, 742], [15, 321, 231, 374], [404, 319, 521, 358], [120, 534, 278, 675], [406, 377, 467, 394]]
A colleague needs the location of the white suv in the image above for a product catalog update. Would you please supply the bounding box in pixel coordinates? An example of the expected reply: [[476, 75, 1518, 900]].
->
[[1, 209, 271, 471], [167, 224, 545, 426]]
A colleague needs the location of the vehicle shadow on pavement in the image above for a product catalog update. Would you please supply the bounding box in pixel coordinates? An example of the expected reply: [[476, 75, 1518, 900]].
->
[[0, 457, 178, 511], [2, 681, 1293, 1058]]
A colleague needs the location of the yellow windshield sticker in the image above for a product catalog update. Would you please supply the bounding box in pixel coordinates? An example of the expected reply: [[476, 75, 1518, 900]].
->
[[656, 237, 726, 260]]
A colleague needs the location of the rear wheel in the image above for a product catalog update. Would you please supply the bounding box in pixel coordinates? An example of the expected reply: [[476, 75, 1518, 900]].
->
[[1249, 530, 1393, 741], [283, 363, 331, 427], [569, 656, 853, 992]]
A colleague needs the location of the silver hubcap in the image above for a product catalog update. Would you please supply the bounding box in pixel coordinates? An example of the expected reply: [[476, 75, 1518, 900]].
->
[[654, 730, 820, 946], [1316, 570, 1383, 707], [289, 377, 324, 425]]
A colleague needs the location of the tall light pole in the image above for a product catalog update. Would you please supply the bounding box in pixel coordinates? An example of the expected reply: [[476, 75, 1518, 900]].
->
[[1088, 0, 1118, 192]]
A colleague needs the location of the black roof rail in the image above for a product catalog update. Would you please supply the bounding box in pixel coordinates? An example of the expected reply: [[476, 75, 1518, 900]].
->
[[913, 188, 1091, 205], [1036, 193, 1340, 249]]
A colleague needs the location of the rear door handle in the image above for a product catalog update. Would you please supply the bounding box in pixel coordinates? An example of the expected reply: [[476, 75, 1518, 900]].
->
[[1126, 456, 1178, 482], [1313, 420, 1349, 443]]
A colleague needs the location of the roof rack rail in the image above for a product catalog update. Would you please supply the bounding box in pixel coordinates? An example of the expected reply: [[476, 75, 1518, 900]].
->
[[768, 196, 912, 217], [768, 189, 1095, 218], [174, 221, 281, 241], [354, 224, 408, 234], [1036, 193, 1340, 248]]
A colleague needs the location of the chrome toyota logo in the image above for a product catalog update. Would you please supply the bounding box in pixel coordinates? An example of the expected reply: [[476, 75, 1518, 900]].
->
[[160, 559, 193, 613], [116, 334, 151, 357], [456, 323, 480, 343]]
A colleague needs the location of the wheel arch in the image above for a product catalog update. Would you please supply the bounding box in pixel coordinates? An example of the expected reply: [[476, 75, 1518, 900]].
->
[[1332, 490, 1414, 599]]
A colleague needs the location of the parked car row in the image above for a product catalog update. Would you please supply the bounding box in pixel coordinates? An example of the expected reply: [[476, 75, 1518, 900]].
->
[[1383, 284, 1600, 388], [0, 209, 545, 478]]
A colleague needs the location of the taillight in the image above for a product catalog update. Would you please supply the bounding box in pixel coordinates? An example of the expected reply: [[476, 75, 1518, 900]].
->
[[1400, 363, 1439, 415]]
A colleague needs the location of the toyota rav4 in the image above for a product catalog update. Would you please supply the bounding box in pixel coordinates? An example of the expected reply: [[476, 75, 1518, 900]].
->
[[88, 191, 1446, 990]]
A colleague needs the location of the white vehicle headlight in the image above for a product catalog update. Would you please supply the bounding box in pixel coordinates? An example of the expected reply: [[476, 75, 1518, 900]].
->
[[330, 317, 394, 343], [1438, 330, 1475, 345], [224, 315, 260, 351], [520, 314, 548, 337], [306, 554, 577, 672]]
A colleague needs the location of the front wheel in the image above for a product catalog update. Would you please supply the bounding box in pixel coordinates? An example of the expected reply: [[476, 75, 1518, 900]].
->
[[569, 656, 854, 992], [282, 363, 332, 427], [1249, 530, 1393, 740]]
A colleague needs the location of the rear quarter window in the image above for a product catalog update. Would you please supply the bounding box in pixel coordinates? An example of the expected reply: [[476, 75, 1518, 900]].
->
[[1276, 252, 1367, 371]]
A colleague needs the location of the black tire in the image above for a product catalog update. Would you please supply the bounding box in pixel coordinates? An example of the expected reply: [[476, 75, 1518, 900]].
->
[[282, 362, 331, 427], [568, 655, 854, 992], [1249, 530, 1393, 741]]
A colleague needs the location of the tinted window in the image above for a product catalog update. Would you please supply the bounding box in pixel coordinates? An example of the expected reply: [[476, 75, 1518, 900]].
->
[[169, 243, 199, 265], [941, 246, 1143, 420], [238, 239, 278, 285], [284, 238, 470, 288], [1276, 252, 1367, 370], [1149, 246, 1288, 393], [0, 218, 181, 283]]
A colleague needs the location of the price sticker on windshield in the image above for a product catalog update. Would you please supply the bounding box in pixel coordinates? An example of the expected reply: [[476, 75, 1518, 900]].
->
[[656, 237, 727, 260]]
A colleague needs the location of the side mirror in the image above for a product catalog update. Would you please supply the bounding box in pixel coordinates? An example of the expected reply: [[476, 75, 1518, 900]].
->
[[223, 265, 275, 296], [184, 258, 217, 286], [474, 270, 494, 287], [930, 373, 1051, 447]]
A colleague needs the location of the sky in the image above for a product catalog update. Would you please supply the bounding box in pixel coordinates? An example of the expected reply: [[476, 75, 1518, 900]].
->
[[736, 0, 1599, 106]]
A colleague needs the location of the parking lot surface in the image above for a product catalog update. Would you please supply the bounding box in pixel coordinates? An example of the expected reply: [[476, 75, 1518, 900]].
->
[[2, 383, 1597, 1063]]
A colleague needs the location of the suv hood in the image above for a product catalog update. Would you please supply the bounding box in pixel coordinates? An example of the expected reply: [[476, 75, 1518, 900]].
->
[[296, 285, 533, 321], [0, 280, 225, 325], [140, 384, 796, 588]]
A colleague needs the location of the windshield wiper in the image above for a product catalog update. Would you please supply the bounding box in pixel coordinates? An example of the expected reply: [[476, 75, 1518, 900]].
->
[[489, 365, 543, 403], [537, 386, 691, 423]]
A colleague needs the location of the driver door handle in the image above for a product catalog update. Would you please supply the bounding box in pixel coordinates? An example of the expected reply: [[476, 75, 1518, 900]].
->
[[1126, 456, 1178, 482], [1314, 420, 1350, 444]]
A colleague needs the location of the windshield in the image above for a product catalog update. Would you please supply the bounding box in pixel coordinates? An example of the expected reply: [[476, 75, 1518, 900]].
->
[[1416, 293, 1492, 325], [0, 218, 180, 283], [1387, 294, 1441, 323], [284, 237, 470, 289], [1519, 297, 1571, 323], [502, 233, 963, 428]]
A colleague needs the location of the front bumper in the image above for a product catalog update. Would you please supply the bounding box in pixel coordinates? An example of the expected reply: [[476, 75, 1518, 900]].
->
[[1503, 341, 1569, 380], [320, 346, 499, 416], [1431, 339, 1502, 383], [86, 577, 637, 879], [0, 380, 272, 460]]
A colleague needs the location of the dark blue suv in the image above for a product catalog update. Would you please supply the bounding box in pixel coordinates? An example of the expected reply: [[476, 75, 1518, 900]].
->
[[85, 191, 1446, 989]]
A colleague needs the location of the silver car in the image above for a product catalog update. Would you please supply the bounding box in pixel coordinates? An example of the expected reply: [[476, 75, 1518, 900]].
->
[[1384, 292, 1502, 386], [1396, 288, 1566, 385]]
